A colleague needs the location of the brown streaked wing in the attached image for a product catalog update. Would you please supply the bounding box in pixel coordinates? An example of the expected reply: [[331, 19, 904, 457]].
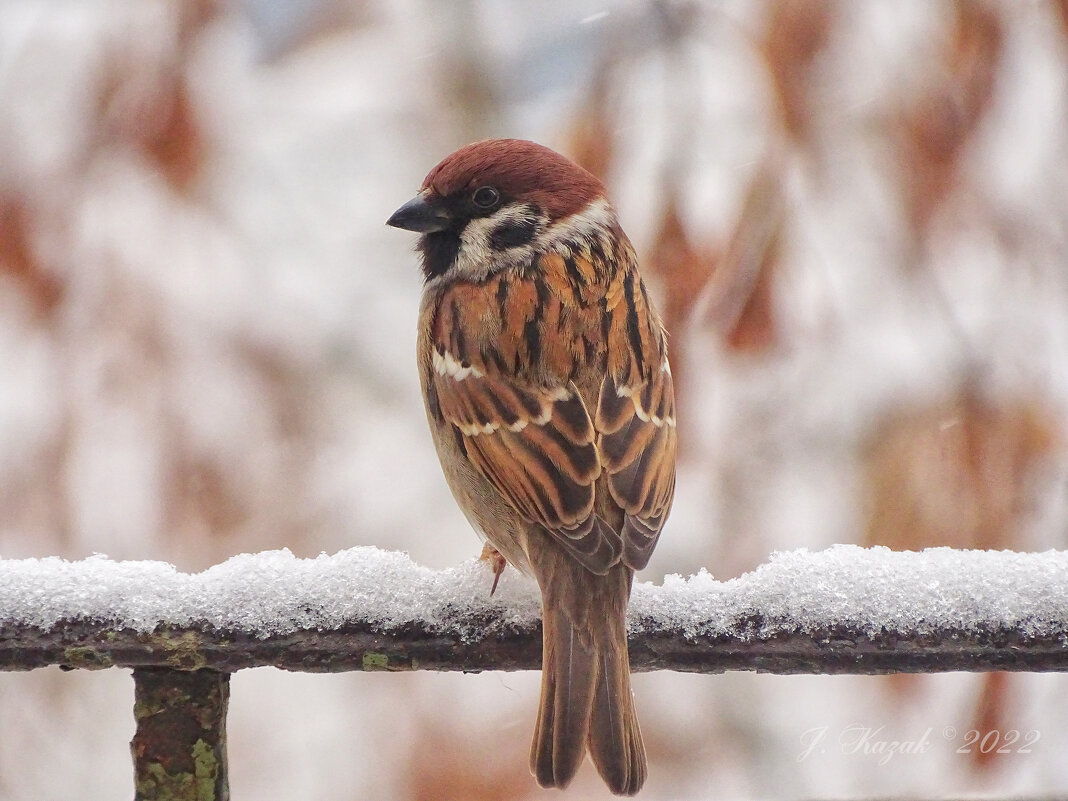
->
[[595, 364, 677, 570], [433, 360, 623, 574]]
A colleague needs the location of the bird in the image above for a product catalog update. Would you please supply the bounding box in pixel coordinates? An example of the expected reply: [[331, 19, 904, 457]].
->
[[386, 139, 676, 796]]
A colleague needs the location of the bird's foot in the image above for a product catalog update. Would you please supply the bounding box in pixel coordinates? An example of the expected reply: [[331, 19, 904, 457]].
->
[[479, 543, 508, 596]]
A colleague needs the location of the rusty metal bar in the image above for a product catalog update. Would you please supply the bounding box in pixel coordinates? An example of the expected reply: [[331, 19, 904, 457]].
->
[[130, 667, 230, 801], [1, 615, 1065, 675]]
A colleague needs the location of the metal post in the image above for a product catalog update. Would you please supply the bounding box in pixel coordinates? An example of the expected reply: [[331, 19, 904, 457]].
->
[[130, 667, 230, 801]]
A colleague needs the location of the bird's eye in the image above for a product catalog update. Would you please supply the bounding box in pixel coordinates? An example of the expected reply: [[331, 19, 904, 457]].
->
[[471, 186, 500, 209]]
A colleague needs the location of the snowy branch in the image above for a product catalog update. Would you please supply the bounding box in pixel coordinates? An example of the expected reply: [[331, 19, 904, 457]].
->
[[1, 545, 1066, 674]]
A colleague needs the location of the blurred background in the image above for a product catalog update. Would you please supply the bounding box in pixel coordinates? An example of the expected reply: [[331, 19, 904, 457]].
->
[[1, 0, 1067, 798]]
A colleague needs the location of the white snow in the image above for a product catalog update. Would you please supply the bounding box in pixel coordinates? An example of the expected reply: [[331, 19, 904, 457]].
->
[[2, 545, 1065, 642], [630, 545, 1068, 640], [0, 547, 540, 638]]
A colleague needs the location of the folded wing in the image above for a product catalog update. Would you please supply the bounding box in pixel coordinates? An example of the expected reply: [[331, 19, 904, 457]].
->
[[595, 362, 677, 570], [430, 346, 622, 574]]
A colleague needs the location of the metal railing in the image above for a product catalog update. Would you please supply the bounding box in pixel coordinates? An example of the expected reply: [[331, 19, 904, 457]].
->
[[2, 550, 1066, 800]]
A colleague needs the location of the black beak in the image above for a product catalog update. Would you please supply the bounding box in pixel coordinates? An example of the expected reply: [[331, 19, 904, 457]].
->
[[386, 194, 453, 233]]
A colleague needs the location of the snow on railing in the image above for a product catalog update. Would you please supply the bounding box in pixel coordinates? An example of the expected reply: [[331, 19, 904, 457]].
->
[[2, 545, 1067, 801]]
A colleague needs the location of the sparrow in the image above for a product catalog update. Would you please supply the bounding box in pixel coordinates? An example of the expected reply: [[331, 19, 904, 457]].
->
[[387, 139, 676, 796]]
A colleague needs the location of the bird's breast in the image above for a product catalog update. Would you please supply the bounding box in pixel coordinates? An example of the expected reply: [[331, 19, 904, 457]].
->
[[427, 267, 609, 390]]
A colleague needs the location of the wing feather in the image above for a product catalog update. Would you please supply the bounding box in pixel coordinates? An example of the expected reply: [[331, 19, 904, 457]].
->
[[595, 363, 677, 570], [433, 355, 622, 574]]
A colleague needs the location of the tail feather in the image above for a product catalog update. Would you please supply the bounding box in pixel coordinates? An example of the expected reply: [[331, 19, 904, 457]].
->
[[529, 566, 646, 795], [588, 645, 646, 795], [531, 611, 596, 789]]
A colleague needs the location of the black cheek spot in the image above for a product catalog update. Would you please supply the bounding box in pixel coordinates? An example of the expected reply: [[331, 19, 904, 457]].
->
[[489, 217, 538, 250]]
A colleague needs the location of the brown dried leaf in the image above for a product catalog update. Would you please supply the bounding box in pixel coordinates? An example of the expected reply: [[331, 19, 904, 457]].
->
[[164, 456, 251, 542], [95, 43, 206, 193], [0, 195, 63, 318], [705, 159, 785, 355], [565, 54, 618, 181], [175, 0, 219, 48], [649, 193, 711, 329], [896, 1, 1003, 238], [724, 233, 780, 353], [760, 0, 836, 145], [645, 190, 714, 402], [142, 77, 205, 193]]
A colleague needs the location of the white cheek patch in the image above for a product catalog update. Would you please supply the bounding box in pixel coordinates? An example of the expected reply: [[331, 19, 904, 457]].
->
[[453, 204, 545, 281], [454, 218, 497, 280], [542, 197, 617, 255], [449, 197, 619, 281]]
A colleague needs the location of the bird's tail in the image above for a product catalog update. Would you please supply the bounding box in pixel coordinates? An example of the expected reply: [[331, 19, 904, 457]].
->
[[529, 562, 646, 795]]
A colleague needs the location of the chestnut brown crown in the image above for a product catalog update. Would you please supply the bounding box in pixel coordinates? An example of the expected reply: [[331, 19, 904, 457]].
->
[[422, 138, 605, 221]]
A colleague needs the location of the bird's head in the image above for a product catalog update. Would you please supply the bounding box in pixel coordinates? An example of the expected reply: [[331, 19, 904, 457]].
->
[[387, 139, 615, 282]]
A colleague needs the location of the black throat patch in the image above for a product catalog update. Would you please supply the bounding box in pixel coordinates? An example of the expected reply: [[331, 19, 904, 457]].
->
[[418, 230, 461, 280]]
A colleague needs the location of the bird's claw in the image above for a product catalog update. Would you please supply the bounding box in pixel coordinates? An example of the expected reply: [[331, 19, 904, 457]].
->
[[479, 543, 508, 596]]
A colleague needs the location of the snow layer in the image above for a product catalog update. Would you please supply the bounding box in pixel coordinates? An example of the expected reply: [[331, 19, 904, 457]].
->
[[630, 545, 1068, 640], [0, 547, 539, 637], [1, 545, 1065, 641]]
